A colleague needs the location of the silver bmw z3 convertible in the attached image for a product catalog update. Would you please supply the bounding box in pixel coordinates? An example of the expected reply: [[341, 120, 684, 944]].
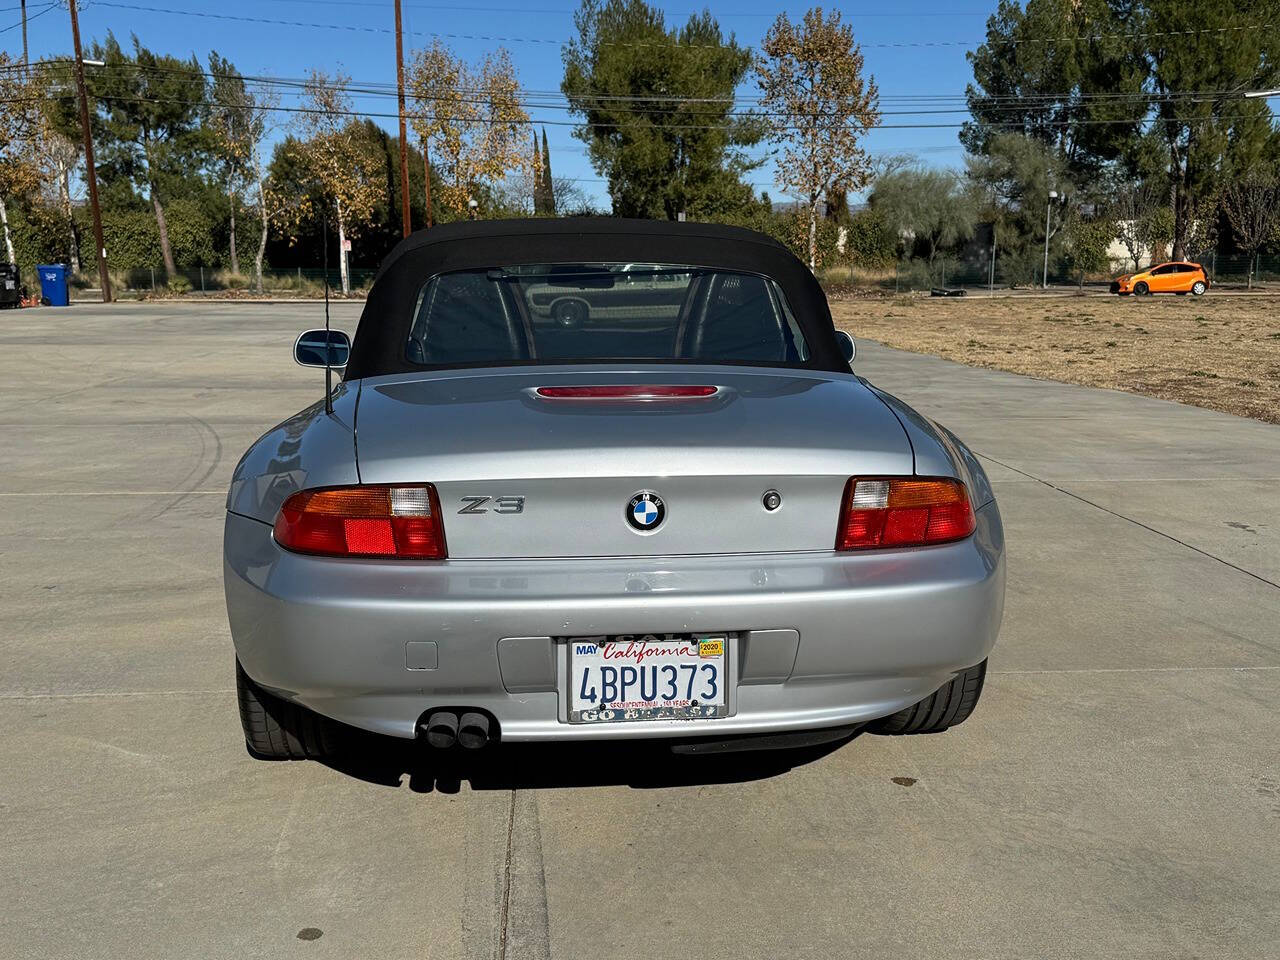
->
[[224, 219, 1005, 759]]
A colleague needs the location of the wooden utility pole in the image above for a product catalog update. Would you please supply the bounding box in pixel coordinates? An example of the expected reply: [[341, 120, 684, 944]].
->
[[394, 0, 411, 237], [68, 0, 111, 302], [20, 1, 29, 73]]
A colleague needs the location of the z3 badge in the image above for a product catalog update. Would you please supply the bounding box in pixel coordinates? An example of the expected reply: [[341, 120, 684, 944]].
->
[[458, 495, 525, 515]]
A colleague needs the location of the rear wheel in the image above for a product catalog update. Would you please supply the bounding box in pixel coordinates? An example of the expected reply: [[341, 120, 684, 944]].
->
[[1134, 281, 1149, 296], [236, 660, 341, 760], [870, 660, 987, 735], [1192, 280, 1207, 296]]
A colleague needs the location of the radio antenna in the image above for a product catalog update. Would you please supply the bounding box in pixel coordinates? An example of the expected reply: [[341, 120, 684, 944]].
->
[[322, 213, 333, 416]]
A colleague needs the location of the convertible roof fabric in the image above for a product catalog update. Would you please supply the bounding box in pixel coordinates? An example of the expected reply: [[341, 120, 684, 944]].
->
[[343, 217, 849, 378]]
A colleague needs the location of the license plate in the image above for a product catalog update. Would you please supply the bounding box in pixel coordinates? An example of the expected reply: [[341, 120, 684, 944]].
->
[[567, 634, 729, 724]]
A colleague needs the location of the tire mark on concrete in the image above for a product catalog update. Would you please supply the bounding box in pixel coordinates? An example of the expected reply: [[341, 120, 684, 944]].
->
[[6, 372, 137, 412], [146, 415, 225, 521]]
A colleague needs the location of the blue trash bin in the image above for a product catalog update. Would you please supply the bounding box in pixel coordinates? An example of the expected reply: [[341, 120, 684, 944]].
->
[[37, 264, 70, 307]]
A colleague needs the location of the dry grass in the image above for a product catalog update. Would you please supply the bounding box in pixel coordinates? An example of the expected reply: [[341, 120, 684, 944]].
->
[[830, 293, 1280, 425]]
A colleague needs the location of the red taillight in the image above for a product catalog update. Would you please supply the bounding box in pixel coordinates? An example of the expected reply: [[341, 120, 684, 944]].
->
[[836, 477, 974, 550], [534, 385, 718, 400], [273, 485, 446, 559]]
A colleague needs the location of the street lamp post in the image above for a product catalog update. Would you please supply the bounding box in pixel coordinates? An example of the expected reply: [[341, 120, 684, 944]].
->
[[1043, 189, 1058, 290]]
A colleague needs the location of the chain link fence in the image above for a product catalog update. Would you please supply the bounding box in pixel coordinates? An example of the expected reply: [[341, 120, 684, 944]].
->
[[67, 266, 379, 297], [50, 253, 1280, 299], [821, 253, 1280, 294]]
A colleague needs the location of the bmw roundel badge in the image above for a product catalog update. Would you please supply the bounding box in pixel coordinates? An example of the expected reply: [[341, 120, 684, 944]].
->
[[626, 491, 666, 532]]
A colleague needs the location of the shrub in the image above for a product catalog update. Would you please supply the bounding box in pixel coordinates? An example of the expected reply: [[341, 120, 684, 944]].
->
[[8, 203, 72, 273], [770, 209, 839, 268], [218, 270, 250, 291], [699, 204, 839, 269], [843, 208, 897, 268], [896, 259, 934, 292], [166, 274, 192, 295]]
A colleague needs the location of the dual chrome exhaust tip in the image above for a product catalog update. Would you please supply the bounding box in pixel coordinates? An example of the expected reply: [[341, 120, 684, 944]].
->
[[419, 710, 494, 749]]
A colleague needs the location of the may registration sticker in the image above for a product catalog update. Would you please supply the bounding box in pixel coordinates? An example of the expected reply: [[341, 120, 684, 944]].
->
[[566, 634, 730, 724]]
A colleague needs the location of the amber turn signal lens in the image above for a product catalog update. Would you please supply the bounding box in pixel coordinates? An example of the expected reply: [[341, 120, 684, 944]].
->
[[836, 477, 974, 550], [273, 485, 446, 559]]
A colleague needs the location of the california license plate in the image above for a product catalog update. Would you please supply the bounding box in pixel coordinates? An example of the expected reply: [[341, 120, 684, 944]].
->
[[567, 634, 729, 724]]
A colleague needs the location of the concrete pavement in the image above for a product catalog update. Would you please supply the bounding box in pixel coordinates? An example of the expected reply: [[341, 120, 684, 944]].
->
[[1, 302, 1276, 959]]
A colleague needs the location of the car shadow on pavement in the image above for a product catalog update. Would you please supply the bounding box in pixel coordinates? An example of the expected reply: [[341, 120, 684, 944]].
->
[[314, 729, 861, 792]]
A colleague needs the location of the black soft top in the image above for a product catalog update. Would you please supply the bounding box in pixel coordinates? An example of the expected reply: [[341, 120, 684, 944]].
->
[[344, 217, 848, 379]]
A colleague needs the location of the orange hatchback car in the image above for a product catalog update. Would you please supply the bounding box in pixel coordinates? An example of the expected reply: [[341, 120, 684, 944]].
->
[[1111, 261, 1209, 296]]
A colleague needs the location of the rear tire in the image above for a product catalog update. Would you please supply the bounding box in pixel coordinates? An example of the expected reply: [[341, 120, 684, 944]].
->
[[236, 660, 341, 760], [1192, 280, 1206, 296], [1134, 281, 1149, 296], [870, 660, 987, 735]]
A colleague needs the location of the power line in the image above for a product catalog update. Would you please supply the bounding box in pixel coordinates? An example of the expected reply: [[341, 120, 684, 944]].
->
[[88, 3, 1276, 52], [0, 0, 54, 35], [19, 58, 1275, 121], [260, 0, 993, 16], [9, 88, 1270, 132], [11, 59, 1277, 107]]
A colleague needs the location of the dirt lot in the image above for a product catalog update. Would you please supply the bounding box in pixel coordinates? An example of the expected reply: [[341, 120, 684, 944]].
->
[[830, 293, 1280, 424]]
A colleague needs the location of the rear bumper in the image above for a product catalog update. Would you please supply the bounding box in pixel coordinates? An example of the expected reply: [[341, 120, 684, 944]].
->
[[223, 502, 1005, 741]]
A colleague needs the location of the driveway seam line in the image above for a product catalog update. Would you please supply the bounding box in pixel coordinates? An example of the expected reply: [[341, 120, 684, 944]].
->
[[0, 690, 236, 700], [980, 453, 1280, 591], [991, 666, 1280, 674], [497, 789, 517, 960]]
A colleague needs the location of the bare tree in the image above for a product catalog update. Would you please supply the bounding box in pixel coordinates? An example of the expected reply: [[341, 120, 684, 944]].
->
[[34, 132, 82, 274], [871, 152, 916, 181], [1110, 181, 1164, 272], [497, 168, 590, 216], [756, 8, 880, 269], [1223, 171, 1280, 288]]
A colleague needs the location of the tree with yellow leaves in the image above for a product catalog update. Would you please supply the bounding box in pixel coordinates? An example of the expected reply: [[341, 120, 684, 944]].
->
[[289, 71, 383, 294], [407, 41, 530, 216], [756, 8, 880, 270]]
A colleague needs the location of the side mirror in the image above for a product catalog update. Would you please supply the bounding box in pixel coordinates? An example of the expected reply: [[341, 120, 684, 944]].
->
[[294, 329, 350, 369], [835, 330, 856, 364]]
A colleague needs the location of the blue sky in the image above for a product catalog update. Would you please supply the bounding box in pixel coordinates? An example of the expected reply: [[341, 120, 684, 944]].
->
[[9, 0, 998, 207]]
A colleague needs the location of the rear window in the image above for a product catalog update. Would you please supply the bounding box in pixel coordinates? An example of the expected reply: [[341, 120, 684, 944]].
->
[[405, 263, 809, 368]]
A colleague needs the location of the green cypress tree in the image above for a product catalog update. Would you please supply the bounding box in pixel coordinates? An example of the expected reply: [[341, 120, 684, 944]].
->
[[531, 129, 544, 214], [541, 127, 556, 216]]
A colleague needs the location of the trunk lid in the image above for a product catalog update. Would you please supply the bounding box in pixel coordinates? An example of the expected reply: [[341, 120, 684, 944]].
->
[[355, 366, 913, 558]]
